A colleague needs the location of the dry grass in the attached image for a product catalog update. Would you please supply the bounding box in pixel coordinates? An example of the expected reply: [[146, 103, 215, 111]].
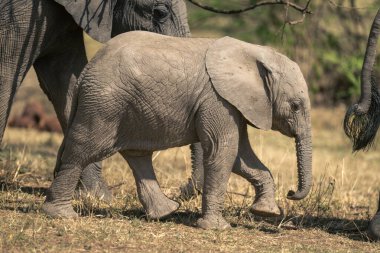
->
[[1, 105, 380, 252]]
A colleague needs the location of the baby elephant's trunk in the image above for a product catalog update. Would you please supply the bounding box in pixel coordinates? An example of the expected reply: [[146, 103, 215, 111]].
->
[[287, 132, 312, 200]]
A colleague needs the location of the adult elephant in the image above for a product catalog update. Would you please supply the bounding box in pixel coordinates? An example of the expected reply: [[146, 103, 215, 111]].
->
[[344, 9, 380, 240], [0, 0, 190, 201]]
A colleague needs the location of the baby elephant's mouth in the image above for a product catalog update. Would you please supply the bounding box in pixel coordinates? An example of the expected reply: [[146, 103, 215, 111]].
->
[[271, 120, 294, 138]]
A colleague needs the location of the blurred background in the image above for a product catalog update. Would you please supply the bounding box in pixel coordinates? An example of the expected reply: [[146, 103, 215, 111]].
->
[[186, 0, 380, 106], [10, 0, 380, 118]]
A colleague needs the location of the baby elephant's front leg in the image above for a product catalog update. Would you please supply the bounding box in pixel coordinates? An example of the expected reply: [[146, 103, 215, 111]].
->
[[121, 152, 179, 219], [196, 103, 242, 230], [197, 137, 238, 230]]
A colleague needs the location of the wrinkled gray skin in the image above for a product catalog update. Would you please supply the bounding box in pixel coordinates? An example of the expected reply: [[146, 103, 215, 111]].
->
[[0, 0, 190, 201], [343, 9, 380, 241], [42, 31, 313, 229], [181, 142, 281, 217]]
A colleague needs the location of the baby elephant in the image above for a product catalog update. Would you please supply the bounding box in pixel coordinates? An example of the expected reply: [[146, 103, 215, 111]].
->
[[42, 31, 312, 229]]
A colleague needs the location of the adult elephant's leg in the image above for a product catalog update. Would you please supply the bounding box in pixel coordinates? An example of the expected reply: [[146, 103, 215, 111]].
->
[[33, 28, 111, 202], [120, 152, 179, 219], [0, 50, 33, 145], [233, 126, 281, 217], [368, 194, 380, 240], [0, 1, 43, 144]]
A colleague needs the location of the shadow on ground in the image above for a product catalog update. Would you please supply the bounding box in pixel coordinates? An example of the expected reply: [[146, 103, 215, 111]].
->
[[1, 181, 48, 196], [0, 182, 373, 242], [249, 214, 371, 242]]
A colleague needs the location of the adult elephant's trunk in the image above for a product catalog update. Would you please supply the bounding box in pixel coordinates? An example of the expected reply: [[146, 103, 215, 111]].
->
[[173, 0, 191, 37], [357, 9, 380, 113], [287, 133, 312, 200], [344, 9, 380, 151]]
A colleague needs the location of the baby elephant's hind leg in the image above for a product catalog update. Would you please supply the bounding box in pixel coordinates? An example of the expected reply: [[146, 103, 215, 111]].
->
[[42, 163, 82, 218], [121, 152, 179, 219], [234, 129, 281, 217]]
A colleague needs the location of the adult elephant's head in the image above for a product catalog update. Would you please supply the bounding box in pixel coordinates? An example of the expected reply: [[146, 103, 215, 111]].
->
[[344, 9, 380, 151], [55, 0, 190, 42], [206, 37, 313, 200]]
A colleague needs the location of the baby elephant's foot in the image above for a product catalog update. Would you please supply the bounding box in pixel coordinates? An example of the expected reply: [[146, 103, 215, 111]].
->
[[250, 197, 281, 217], [146, 198, 180, 220], [41, 202, 78, 219], [196, 215, 231, 230]]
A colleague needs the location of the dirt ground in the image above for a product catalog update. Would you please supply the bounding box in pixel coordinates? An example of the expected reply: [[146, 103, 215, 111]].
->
[[1, 97, 380, 252]]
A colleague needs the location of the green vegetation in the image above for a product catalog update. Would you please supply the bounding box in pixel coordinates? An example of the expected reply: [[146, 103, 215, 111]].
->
[[187, 0, 380, 105]]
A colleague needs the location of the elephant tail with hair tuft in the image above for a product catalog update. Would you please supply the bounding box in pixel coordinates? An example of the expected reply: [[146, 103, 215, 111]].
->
[[344, 8, 380, 152]]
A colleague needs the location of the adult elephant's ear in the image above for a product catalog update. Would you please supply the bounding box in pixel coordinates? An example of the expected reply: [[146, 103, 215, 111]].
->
[[54, 0, 116, 43], [206, 37, 273, 130]]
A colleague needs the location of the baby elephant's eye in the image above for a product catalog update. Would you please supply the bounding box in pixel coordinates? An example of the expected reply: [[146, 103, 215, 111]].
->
[[153, 4, 170, 22], [290, 101, 301, 112]]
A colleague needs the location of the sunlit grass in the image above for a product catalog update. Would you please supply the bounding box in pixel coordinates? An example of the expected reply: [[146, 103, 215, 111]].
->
[[1, 107, 380, 252]]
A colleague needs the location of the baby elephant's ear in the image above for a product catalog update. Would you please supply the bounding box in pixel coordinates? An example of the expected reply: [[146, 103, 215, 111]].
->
[[206, 37, 273, 130]]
